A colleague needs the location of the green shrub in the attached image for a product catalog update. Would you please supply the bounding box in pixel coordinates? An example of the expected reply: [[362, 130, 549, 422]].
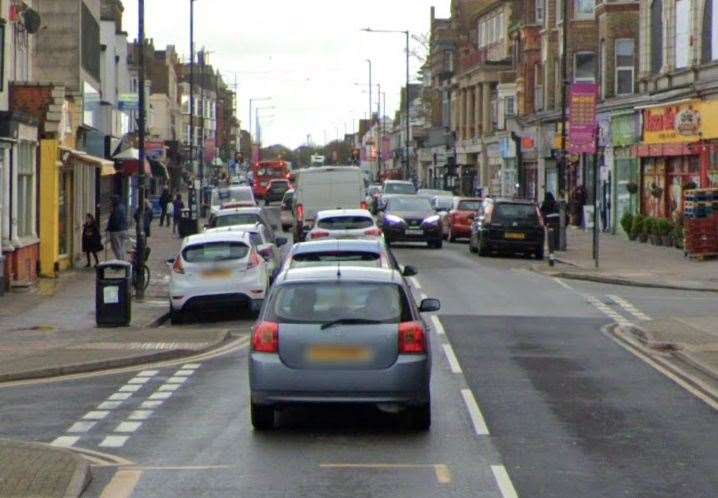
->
[[631, 214, 645, 238], [657, 219, 673, 237], [643, 217, 656, 236], [620, 212, 634, 235]]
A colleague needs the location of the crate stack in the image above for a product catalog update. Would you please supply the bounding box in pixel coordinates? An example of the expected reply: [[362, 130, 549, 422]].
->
[[683, 188, 718, 258]]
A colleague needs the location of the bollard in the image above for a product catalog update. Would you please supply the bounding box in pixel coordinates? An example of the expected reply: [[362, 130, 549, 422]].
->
[[547, 227, 556, 267]]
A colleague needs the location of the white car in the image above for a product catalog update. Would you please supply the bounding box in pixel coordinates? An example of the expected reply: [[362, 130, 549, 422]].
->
[[210, 186, 256, 214], [205, 224, 287, 280], [167, 231, 269, 324], [306, 209, 382, 241]]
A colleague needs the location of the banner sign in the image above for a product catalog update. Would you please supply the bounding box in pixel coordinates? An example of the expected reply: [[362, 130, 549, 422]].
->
[[118, 94, 139, 112], [641, 100, 718, 144], [568, 83, 598, 154]]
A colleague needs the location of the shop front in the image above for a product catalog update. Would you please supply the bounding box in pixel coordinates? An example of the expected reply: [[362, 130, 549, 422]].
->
[[611, 111, 640, 233]]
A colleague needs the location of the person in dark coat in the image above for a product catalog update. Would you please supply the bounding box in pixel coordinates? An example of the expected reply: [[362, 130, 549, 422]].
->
[[159, 188, 172, 227], [540, 192, 558, 220], [172, 194, 185, 236], [107, 196, 128, 260], [82, 213, 103, 267], [134, 196, 154, 238]]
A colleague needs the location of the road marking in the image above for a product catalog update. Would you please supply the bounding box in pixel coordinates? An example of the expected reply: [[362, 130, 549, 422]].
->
[[175, 369, 195, 376], [430, 315, 445, 336], [99, 469, 143, 498], [67, 421, 97, 433], [585, 295, 633, 327], [608, 295, 652, 321], [319, 463, 451, 484], [442, 344, 463, 374], [491, 465, 519, 498], [119, 384, 142, 393], [50, 436, 79, 447], [140, 400, 164, 409], [167, 376, 188, 384], [158, 383, 180, 392], [434, 464, 452, 484], [82, 410, 110, 420], [553, 277, 574, 291], [99, 435, 130, 448], [182, 363, 201, 369], [461, 389, 490, 435], [137, 370, 159, 377], [127, 377, 150, 384], [407, 276, 421, 289], [108, 392, 132, 401], [148, 391, 173, 400], [128, 410, 153, 421], [97, 401, 123, 410], [115, 422, 143, 433]]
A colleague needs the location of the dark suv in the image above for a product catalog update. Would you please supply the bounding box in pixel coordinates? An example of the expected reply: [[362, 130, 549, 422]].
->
[[469, 199, 544, 259]]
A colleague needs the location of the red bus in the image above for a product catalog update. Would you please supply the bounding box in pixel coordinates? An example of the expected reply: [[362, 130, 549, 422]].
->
[[252, 160, 290, 199]]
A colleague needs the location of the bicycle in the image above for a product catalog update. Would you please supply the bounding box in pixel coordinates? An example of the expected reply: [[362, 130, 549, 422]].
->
[[127, 240, 151, 292]]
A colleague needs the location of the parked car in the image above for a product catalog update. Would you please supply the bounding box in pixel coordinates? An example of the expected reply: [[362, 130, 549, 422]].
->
[[210, 186, 256, 214], [306, 209, 381, 241], [167, 231, 269, 324], [293, 166, 366, 242], [377, 180, 416, 212], [280, 190, 295, 232], [469, 198, 544, 259], [378, 195, 443, 249], [206, 207, 277, 234], [265, 179, 291, 205], [248, 266, 439, 430], [205, 223, 287, 281], [444, 197, 483, 241]]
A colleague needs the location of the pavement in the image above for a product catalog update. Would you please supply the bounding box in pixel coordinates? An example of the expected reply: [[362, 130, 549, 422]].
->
[[533, 225, 718, 292]]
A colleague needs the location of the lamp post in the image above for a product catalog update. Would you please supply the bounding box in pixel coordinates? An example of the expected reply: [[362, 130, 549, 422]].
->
[[362, 28, 411, 179], [135, 0, 147, 297], [366, 59, 372, 121], [255, 106, 275, 161], [189, 0, 197, 177]]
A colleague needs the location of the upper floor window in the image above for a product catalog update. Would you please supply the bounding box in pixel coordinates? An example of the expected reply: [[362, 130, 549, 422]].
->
[[575, 0, 596, 19], [675, 0, 692, 68], [534, 64, 544, 111], [557, 0, 564, 24], [615, 39, 635, 95], [651, 0, 664, 73], [478, 11, 504, 48], [0, 21, 5, 92], [574, 52, 596, 82], [703, 0, 717, 62], [536, 0, 545, 23]]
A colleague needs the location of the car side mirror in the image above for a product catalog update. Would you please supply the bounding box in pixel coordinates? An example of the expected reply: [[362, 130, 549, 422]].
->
[[402, 265, 417, 277], [276, 237, 288, 247], [419, 298, 441, 313], [165, 257, 175, 265]]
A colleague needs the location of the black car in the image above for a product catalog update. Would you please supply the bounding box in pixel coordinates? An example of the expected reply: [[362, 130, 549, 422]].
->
[[469, 199, 544, 259], [378, 195, 443, 249]]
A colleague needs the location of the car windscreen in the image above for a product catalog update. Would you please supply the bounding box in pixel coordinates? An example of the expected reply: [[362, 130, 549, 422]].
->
[[212, 213, 262, 228], [493, 204, 539, 224], [433, 197, 453, 210], [268, 282, 411, 324], [212, 189, 253, 205], [387, 197, 432, 212], [257, 168, 285, 178], [458, 200, 482, 211], [290, 251, 381, 268], [384, 183, 416, 195], [182, 242, 249, 263], [317, 216, 374, 230]]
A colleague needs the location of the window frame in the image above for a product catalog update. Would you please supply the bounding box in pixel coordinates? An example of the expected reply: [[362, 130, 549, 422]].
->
[[614, 38, 635, 96], [651, 0, 664, 73], [574, 51, 597, 82], [574, 0, 596, 19], [536, 0, 545, 23], [674, 0, 692, 69], [0, 20, 5, 92]]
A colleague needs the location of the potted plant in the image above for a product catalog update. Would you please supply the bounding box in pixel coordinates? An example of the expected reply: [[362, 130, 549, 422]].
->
[[683, 181, 697, 191], [620, 212, 635, 240], [673, 218, 684, 249], [650, 183, 664, 199], [632, 214, 647, 242], [626, 182, 639, 195], [644, 217, 658, 244], [658, 219, 674, 247]]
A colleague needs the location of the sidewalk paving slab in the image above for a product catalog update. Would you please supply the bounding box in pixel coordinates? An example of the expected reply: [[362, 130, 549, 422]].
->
[[533, 226, 718, 292], [0, 438, 90, 498]]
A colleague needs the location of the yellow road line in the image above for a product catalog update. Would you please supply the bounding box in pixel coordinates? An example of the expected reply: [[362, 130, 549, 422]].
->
[[100, 469, 143, 498]]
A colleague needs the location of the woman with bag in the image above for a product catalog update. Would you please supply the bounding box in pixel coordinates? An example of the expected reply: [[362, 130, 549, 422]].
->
[[82, 213, 103, 267]]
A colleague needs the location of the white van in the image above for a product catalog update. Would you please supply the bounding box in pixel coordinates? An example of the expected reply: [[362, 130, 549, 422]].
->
[[293, 166, 366, 241]]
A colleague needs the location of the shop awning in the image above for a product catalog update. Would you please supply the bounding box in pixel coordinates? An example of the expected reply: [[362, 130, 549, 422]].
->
[[113, 147, 153, 176], [59, 146, 116, 176]]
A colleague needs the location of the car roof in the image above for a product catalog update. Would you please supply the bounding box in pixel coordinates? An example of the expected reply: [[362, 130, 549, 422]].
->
[[298, 166, 361, 174], [489, 197, 537, 205], [384, 180, 413, 184], [205, 223, 261, 234], [182, 230, 251, 247], [214, 206, 262, 215], [316, 209, 372, 218], [291, 239, 385, 255], [277, 266, 402, 284]]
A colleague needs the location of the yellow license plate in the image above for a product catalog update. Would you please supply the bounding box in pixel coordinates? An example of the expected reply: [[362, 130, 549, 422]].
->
[[202, 269, 232, 279], [307, 345, 373, 363], [504, 232, 526, 240]]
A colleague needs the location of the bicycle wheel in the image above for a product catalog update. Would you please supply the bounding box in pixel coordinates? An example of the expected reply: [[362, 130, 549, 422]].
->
[[141, 265, 151, 291]]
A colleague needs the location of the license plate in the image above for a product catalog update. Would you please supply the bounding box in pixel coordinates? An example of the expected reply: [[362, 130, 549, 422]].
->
[[306, 345, 373, 363], [202, 269, 232, 279], [504, 232, 526, 240], [406, 228, 423, 235]]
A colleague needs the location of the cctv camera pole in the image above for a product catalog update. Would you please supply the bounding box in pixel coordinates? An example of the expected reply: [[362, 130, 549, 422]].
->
[[135, 0, 147, 298]]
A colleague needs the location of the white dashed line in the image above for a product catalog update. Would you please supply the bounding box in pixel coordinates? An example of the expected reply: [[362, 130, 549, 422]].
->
[[167, 376, 188, 384], [99, 435, 129, 448], [137, 370, 159, 377], [115, 422, 143, 433], [585, 295, 633, 327], [128, 410, 153, 421], [175, 369, 195, 376], [442, 344, 463, 374], [407, 276, 421, 289], [158, 384, 180, 392], [118, 384, 143, 393], [127, 377, 150, 384], [51, 436, 80, 448], [182, 363, 201, 369], [82, 411, 110, 420], [491, 465, 519, 498], [67, 421, 97, 433], [97, 401, 123, 410], [140, 400, 164, 409], [148, 392, 173, 400], [108, 393, 132, 401], [608, 295, 652, 321], [430, 315, 446, 335], [460, 389, 490, 436], [553, 277, 575, 291]]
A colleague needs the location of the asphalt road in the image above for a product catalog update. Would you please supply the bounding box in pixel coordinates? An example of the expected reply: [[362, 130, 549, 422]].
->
[[0, 222, 716, 497]]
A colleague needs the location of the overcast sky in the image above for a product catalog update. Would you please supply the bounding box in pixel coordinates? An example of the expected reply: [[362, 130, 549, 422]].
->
[[123, 0, 450, 148]]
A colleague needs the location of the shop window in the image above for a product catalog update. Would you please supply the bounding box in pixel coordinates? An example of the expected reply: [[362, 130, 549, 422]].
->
[[651, 0, 664, 74], [17, 143, 35, 238], [703, 0, 717, 62], [615, 39, 635, 95], [675, 0, 691, 69], [574, 52, 596, 82]]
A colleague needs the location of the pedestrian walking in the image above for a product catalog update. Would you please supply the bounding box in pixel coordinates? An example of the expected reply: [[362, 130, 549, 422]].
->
[[159, 187, 172, 226], [172, 194, 185, 236], [540, 192, 558, 221], [107, 195, 128, 260], [134, 195, 154, 238], [82, 213, 103, 267]]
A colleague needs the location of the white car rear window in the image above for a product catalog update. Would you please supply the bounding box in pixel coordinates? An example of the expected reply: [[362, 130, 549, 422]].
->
[[183, 242, 249, 263], [317, 216, 374, 230]]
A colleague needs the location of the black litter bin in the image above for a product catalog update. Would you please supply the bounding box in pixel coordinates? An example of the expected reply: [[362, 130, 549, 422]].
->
[[96, 260, 132, 327], [546, 213, 561, 251], [178, 208, 198, 238]]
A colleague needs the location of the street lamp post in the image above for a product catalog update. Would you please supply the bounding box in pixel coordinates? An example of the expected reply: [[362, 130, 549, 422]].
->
[[189, 0, 196, 177], [135, 0, 147, 297], [366, 59, 372, 121], [362, 28, 411, 179], [255, 106, 275, 161]]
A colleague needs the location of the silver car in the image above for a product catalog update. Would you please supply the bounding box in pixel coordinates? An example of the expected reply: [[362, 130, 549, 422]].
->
[[249, 266, 440, 431]]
